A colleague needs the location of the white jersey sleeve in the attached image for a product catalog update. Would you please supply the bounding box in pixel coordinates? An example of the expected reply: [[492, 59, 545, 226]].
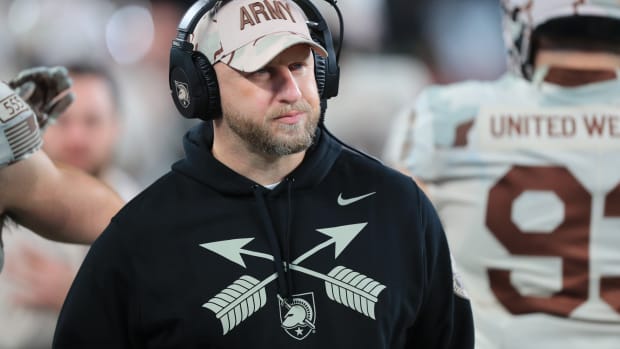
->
[[402, 73, 620, 349], [0, 82, 41, 167]]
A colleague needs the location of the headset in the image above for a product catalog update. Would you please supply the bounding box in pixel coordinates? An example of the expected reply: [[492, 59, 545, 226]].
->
[[169, 0, 342, 121]]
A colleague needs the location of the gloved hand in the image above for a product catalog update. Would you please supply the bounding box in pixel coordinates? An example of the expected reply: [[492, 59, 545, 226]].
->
[[0, 81, 41, 166], [8, 66, 75, 130]]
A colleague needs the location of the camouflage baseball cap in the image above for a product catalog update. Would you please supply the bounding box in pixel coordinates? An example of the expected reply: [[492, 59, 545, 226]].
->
[[192, 0, 328, 72]]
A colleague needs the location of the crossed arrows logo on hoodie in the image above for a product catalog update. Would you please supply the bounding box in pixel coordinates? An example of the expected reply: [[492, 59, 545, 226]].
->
[[199, 222, 387, 337]]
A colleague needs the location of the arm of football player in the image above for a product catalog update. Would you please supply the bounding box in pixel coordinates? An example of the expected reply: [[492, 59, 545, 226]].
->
[[0, 150, 124, 244]]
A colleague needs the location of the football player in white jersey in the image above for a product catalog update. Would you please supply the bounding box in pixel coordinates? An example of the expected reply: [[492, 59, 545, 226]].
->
[[389, 0, 620, 348], [0, 67, 123, 269]]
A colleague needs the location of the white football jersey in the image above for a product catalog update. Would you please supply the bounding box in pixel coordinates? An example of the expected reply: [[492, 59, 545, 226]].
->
[[404, 73, 620, 348]]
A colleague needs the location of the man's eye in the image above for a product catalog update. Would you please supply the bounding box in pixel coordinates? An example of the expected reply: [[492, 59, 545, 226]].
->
[[290, 63, 304, 71]]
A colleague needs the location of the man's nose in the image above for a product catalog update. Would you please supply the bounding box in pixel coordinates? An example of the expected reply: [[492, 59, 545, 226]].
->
[[274, 68, 302, 103]]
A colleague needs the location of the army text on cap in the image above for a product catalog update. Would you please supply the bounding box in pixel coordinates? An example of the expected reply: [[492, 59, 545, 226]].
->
[[240, 0, 297, 31]]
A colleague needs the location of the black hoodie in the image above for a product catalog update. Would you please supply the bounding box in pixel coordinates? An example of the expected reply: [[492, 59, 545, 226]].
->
[[54, 122, 474, 348]]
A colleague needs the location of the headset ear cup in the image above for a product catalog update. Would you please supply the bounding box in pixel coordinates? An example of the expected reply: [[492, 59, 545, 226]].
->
[[314, 52, 327, 98], [192, 52, 221, 120], [170, 43, 201, 119]]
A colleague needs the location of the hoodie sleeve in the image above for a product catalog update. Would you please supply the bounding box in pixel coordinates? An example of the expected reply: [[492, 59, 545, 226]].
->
[[53, 220, 135, 348], [405, 186, 475, 348]]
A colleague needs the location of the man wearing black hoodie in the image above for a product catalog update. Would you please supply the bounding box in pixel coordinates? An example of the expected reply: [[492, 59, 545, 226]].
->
[[53, 0, 474, 348]]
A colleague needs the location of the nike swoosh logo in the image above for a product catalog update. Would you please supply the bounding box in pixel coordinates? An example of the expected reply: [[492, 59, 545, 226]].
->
[[337, 192, 376, 206]]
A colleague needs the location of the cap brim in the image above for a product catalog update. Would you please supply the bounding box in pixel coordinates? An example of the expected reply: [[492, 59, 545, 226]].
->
[[223, 32, 328, 73]]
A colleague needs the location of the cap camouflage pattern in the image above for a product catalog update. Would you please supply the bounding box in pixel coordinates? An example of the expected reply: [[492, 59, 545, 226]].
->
[[192, 0, 328, 72]]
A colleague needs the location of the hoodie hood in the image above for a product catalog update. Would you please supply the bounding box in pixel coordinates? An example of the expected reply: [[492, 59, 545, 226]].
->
[[172, 122, 342, 195]]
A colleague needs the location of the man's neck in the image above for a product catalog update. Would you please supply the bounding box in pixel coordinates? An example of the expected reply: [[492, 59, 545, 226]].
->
[[533, 50, 620, 86], [535, 49, 620, 71]]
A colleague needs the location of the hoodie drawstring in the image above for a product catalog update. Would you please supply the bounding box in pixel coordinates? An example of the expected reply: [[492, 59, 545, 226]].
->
[[284, 178, 295, 302], [252, 184, 293, 302]]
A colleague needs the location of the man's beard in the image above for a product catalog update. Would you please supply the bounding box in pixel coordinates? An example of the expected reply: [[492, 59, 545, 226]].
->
[[223, 101, 320, 156]]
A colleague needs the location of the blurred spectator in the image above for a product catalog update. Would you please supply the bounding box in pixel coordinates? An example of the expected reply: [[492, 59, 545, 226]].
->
[[43, 64, 140, 197], [0, 64, 141, 349]]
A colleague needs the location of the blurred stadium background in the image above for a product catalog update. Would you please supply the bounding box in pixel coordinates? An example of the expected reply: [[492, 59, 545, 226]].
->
[[0, 0, 508, 184]]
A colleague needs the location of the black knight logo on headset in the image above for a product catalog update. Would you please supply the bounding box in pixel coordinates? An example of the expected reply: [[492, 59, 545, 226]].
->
[[168, 0, 341, 121], [174, 80, 191, 108]]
